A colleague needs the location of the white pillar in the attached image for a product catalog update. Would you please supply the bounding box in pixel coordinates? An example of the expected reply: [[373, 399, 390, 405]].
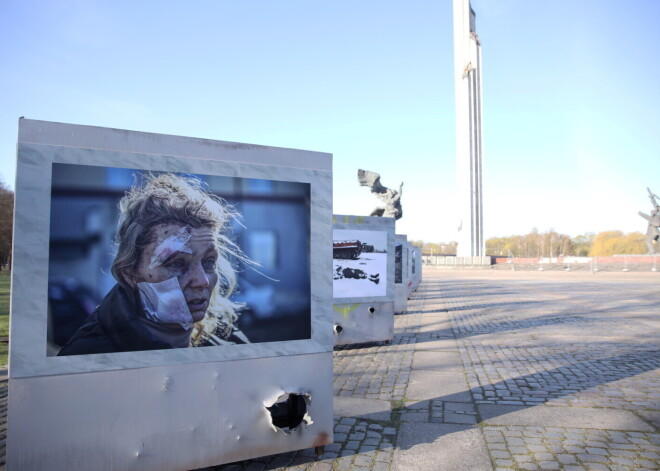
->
[[453, 0, 484, 257]]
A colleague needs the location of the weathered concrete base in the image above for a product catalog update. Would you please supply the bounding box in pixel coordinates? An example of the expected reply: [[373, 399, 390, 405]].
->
[[478, 404, 656, 431], [393, 423, 493, 471]]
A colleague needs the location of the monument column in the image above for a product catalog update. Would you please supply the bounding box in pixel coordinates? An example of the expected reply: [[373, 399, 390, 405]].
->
[[453, 0, 484, 257]]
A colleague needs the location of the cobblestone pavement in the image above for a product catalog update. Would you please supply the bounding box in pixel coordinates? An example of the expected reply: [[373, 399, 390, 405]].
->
[[482, 426, 660, 470], [1, 269, 659, 470], [333, 335, 416, 402], [442, 271, 660, 471], [205, 270, 659, 471]]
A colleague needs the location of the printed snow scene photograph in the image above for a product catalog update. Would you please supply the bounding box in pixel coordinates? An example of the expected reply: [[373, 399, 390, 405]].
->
[[333, 229, 387, 298]]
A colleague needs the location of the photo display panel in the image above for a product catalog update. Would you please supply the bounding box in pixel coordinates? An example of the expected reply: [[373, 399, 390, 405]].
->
[[9, 120, 334, 470], [331, 215, 395, 345], [10, 120, 332, 378], [394, 244, 403, 284], [331, 215, 395, 303]]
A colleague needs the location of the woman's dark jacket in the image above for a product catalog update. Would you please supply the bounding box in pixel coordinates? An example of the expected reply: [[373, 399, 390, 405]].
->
[[58, 284, 174, 355], [58, 284, 247, 356]]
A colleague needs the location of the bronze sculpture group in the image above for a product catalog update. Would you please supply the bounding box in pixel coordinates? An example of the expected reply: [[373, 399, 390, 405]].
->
[[358, 169, 403, 220], [639, 188, 660, 254]]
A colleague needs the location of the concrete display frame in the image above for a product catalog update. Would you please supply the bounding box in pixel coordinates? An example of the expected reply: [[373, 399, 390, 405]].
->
[[332, 215, 395, 345], [394, 234, 409, 314], [8, 119, 334, 470], [411, 247, 422, 292]]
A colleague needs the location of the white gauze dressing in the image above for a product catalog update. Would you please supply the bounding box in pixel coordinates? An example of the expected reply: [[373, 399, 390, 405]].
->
[[149, 226, 193, 269], [137, 277, 194, 330]]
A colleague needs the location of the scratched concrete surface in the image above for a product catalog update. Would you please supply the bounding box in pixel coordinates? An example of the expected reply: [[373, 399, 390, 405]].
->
[[1, 269, 659, 470]]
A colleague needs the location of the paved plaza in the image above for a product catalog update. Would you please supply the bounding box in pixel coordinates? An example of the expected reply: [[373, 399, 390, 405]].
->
[[1, 268, 659, 470]]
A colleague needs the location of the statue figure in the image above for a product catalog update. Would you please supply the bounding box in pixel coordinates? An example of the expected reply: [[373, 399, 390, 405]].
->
[[639, 187, 660, 254], [358, 169, 403, 220]]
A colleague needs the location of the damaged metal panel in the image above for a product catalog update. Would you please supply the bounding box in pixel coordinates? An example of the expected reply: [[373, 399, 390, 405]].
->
[[8, 353, 333, 470], [331, 301, 394, 345], [332, 215, 395, 345], [394, 234, 409, 314], [8, 120, 334, 470]]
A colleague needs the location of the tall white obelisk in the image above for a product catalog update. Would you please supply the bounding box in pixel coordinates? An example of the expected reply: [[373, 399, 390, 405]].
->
[[453, 0, 484, 257]]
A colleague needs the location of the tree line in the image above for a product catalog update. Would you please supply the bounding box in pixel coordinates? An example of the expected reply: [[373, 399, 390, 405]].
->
[[0, 180, 13, 270], [487, 229, 647, 257], [409, 240, 458, 256], [412, 229, 648, 258]]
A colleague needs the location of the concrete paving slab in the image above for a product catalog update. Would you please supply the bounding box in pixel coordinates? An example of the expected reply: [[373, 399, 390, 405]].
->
[[478, 404, 656, 431], [417, 317, 451, 328], [418, 313, 449, 321], [636, 410, 660, 429], [414, 338, 459, 351], [393, 423, 493, 471], [417, 326, 455, 338], [412, 351, 463, 371], [333, 396, 392, 422], [415, 317, 453, 330], [407, 369, 472, 402], [403, 399, 430, 410]]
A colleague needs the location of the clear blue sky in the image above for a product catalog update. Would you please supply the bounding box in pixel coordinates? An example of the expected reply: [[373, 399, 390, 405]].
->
[[1, 0, 659, 242]]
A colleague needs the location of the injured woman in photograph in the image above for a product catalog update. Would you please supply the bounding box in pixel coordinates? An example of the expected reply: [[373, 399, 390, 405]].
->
[[58, 173, 250, 356]]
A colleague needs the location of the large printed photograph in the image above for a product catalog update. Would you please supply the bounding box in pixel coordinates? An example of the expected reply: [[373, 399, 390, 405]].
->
[[394, 243, 403, 284], [333, 229, 387, 298], [47, 163, 311, 356]]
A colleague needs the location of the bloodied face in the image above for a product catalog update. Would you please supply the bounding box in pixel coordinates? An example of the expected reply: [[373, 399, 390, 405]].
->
[[133, 224, 220, 323]]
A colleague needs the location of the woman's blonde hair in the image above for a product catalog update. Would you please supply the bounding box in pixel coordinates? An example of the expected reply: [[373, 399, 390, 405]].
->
[[111, 173, 245, 344]]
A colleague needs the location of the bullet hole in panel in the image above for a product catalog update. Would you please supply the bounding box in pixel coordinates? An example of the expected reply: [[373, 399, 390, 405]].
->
[[267, 393, 310, 433]]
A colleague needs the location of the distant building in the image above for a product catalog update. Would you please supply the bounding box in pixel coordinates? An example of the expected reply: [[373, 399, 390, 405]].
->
[[453, 0, 484, 257]]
